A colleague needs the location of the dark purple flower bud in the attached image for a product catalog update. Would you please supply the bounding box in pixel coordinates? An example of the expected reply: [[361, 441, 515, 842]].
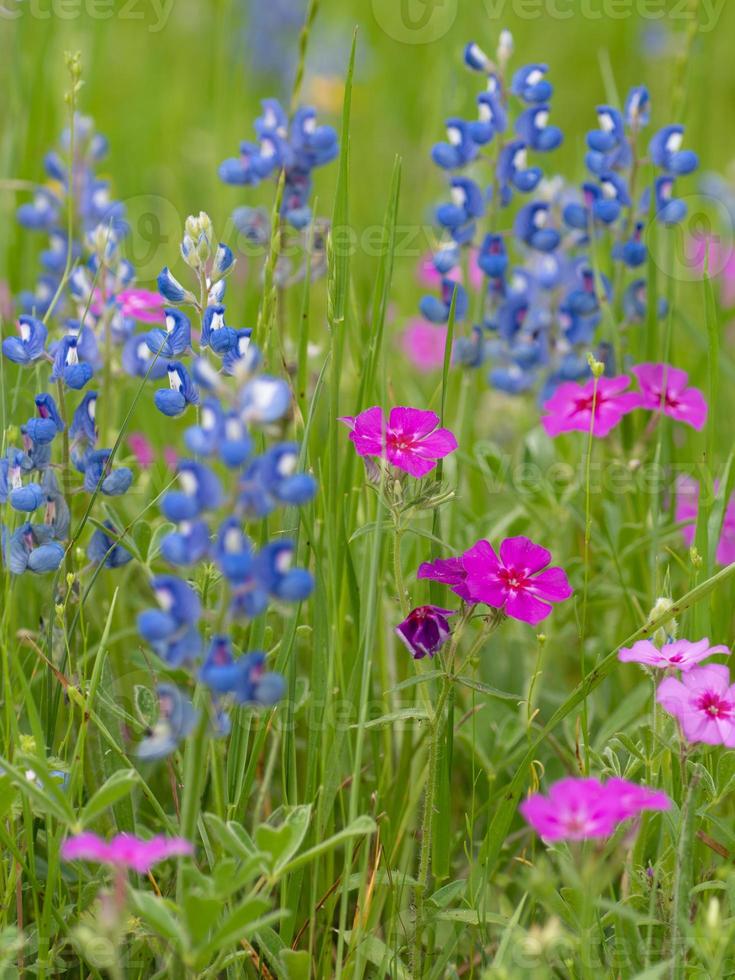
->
[[395, 605, 455, 660]]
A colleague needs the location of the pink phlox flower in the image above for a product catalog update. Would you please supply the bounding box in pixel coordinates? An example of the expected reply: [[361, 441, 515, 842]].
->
[[118, 289, 167, 324], [631, 362, 707, 430], [462, 535, 573, 625], [400, 319, 447, 373], [340, 406, 457, 478], [127, 432, 155, 469], [520, 776, 670, 842], [688, 233, 735, 307], [61, 832, 193, 873], [675, 476, 735, 565], [417, 555, 474, 602], [619, 637, 730, 671], [657, 663, 735, 746], [541, 375, 640, 438]]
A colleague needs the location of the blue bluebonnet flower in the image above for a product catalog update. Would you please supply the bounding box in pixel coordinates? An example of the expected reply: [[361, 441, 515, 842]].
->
[[436, 178, 485, 243], [420, 35, 692, 400], [145, 308, 192, 358], [432, 120, 478, 170], [3, 522, 64, 575], [515, 107, 563, 152], [70, 391, 98, 446], [514, 203, 561, 252], [87, 521, 133, 568], [137, 684, 198, 761], [50, 333, 94, 390], [2, 316, 48, 365], [157, 267, 193, 304], [79, 449, 133, 496], [154, 362, 200, 417], [162, 461, 222, 522], [160, 520, 211, 566], [135, 222, 314, 758], [219, 98, 337, 231], [121, 334, 169, 380], [650, 125, 698, 175], [420, 279, 469, 325], [498, 141, 542, 196], [201, 305, 238, 354], [239, 375, 292, 425], [511, 64, 553, 103]]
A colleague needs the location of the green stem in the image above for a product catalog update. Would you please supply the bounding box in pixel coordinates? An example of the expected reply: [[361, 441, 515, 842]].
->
[[579, 370, 601, 774], [393, 524, 410, 618], [176, 690, 210, 903]]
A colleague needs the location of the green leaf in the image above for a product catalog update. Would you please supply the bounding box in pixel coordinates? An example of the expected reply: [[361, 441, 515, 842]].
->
[[276, 815, 377, 878], [79, 769, 140, 826], [353, 708, 430, 730], [128, 890, 186, 952], [280, 949, 311, 980], [194, 897, 277, 963], [255, 804, 311, 874], [454, 676, 521, 702]]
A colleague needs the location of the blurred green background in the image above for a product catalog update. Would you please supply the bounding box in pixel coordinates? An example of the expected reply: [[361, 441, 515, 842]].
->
[[2, 0, 735, 327]]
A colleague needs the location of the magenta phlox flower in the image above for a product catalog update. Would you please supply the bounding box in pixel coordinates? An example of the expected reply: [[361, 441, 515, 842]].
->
[[400, 320, 448, 372], [520, 776, 670, 841], [340, 406, 457, 478], [462, 535, 572, 625], [396, 605, 454, 659], [541, 375, 640, 438], [631, 362, 707, 430], [657, 664, 735, 746], [417, 554, 473, 602], [675, 476, 735, 565], [61, 832, 193, 873], [619, 637, 729, 671]]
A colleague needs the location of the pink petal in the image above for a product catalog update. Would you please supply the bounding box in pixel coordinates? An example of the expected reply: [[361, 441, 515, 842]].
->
[[412, 428, 458, 460], [463, 573, 508, 609], [529, 566, 573, 602], [619, 640, 661, 666], [387, 446, 437, 478], [504, 589, 552, 625], [668, 388, 708, 430], [388, 407, 441, 441], [499, 536, 551, 574], [61, 832, 111, 865], [461, 539, 500, 577]]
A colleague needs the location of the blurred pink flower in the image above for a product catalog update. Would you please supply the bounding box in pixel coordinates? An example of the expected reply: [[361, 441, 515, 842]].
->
[[520, 776, 670, 842], [619, 637, 729, 671], [688, 233, 735, 307], [400, 319, 447, 372], [657, 664, 735, 746], [127, 433, 155, 469], [340, 406, 457, 478], [118, 289, 166, 323], [61, 833, 192, 873], [541, 375, 640, 438], [675, 476, 735, 565], [631, 363, 707, 431]]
